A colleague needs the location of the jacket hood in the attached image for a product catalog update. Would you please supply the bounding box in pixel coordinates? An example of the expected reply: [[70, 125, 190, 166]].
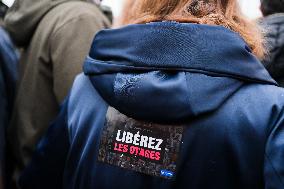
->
[[84, 22, 277, 123], [4, 0, 89, 46]]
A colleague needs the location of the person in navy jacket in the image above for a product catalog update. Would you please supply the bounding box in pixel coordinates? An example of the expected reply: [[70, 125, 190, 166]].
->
[[0, 17, 19, 189], [19, 0, 284, 189]]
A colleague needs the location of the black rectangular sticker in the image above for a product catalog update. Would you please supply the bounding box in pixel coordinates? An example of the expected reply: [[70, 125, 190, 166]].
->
[[98, 107, 184, 179]]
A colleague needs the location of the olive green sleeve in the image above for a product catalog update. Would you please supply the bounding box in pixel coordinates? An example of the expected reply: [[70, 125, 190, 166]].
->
[[50, 13, 110, 103]]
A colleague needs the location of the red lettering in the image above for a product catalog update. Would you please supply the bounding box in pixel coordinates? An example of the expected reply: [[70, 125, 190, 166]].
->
[[118, 143, 124, 151], [123, 144, 128, 152], [135, 147, 139, 155], [149, 151, 155, 160], [145, 150, 150, 158], [123, 145, 161, 161], [130, 146, 136, 154], [139, 148, 145, 156], [155, 152, 160, 161], [113, 142, 120, 151], [114, 142, 128, 153]]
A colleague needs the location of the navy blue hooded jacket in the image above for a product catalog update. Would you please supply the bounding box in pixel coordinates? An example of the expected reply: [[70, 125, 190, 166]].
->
[[19, 22, 284, 189], [0, 26, 18, 187]]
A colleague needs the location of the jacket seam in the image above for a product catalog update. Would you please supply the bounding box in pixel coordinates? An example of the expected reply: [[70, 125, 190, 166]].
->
[[84, 58, 278, 86], [183, 72, 195, 116], [264, 153, 284, 187], [267, 105, 284, 138]]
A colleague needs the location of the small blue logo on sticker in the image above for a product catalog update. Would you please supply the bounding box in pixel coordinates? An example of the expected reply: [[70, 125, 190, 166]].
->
[[160, 170, 174, 178]]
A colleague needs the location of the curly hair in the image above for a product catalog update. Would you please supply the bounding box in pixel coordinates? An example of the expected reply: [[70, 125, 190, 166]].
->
[[118, 0, 264, 59]]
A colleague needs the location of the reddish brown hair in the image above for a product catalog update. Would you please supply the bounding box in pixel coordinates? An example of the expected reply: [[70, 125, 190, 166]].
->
[[118, 0, 264, 59]]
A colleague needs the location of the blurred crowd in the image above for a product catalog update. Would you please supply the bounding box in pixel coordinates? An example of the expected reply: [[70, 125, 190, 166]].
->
[[0, 0, 283, 189]]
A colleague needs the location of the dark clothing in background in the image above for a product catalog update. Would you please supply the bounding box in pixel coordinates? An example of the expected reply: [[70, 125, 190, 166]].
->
[[19, 22, 284, 189], [0, 2, 8, 19], [260, 0, 284, 16], [0, 27, 18, 189], [0, 27, 17, 120], [4, 0, 111, 181], [260, 13, 284, 86]]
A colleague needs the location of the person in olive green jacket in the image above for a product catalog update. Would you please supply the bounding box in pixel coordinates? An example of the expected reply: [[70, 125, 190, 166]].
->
[[4, 0, 111, 182]]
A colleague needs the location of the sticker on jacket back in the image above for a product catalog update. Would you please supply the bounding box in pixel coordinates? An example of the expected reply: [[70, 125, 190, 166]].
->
[[98, 107, 184, 179]]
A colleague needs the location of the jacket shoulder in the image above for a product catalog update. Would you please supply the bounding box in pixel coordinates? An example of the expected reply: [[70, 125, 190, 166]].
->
[[67, 74, 107, 117], [49, 1, 110, 27], [66, 74, 108, 140], [44, 2, 110, 33], [230, 83, 284, 126], [68, 74, 98, 108], [235, 84, 284, 110]]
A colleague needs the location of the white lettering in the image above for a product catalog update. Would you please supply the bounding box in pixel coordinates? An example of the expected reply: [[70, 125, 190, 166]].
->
[[125, 132, 133, 143], [133, 132, 140, 146], [148, 137, 155, 149], [116, 130, 126, 142], [140, 135, 148, 148], [115, 130, 163, 150], [155, 139, 163, 150]]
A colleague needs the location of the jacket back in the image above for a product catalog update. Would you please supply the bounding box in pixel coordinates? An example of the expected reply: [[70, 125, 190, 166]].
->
[[19, 22, 284, 189], [6, 0, 111, 173]]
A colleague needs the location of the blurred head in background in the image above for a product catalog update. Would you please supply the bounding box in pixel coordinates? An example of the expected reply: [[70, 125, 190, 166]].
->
[[0, 1, 8, 19], [119, 0, 264, 59], [261, 0, 284, 16]]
